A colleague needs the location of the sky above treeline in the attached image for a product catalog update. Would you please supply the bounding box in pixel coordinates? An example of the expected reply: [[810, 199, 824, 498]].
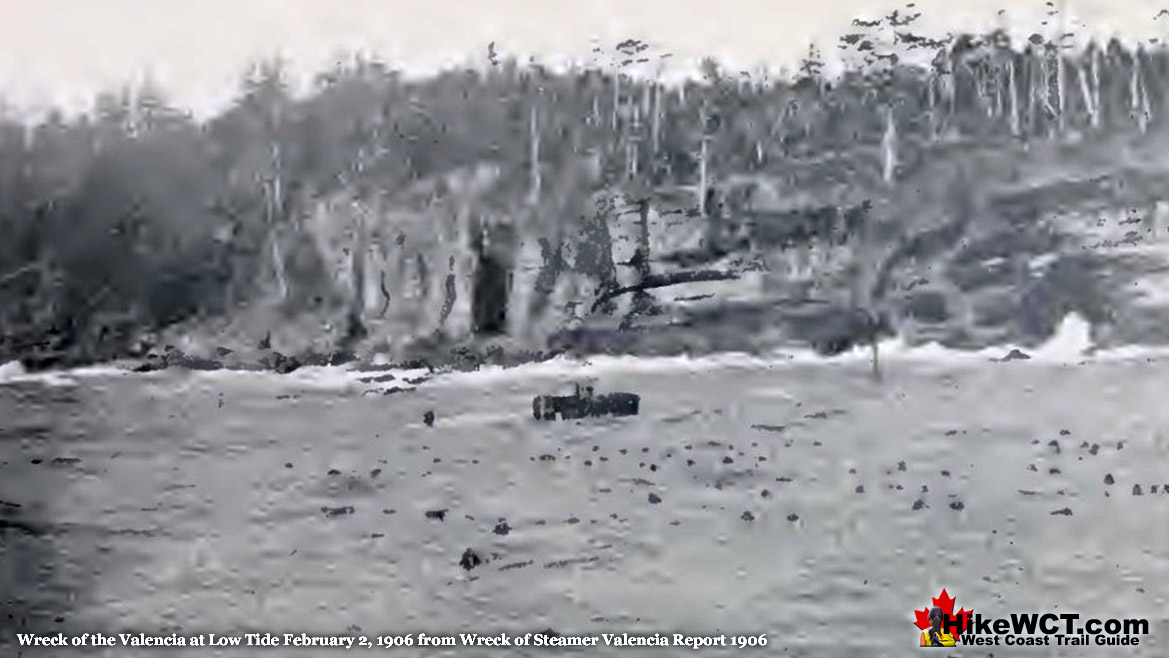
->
[[2, 0, 1168, 119]]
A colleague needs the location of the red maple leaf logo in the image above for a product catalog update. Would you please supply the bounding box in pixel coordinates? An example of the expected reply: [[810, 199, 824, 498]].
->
[[913, 588, 973, 638]]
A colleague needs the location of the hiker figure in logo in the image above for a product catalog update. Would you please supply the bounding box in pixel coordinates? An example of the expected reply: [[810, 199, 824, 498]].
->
[[920, 606, 956, 647]]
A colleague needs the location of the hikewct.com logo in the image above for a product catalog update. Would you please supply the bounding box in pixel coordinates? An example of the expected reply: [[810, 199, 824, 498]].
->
[[914, 589, 1150, 648]]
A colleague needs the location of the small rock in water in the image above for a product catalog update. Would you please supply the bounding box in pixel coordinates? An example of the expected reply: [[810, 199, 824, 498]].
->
[[1104, 474, 1115, 485], [1000, 348, 1031, 361], [1133, 485, 1143, 496], [648, 493, 662, 504], [741, 511, 755, 522], [912, 499, 927, 511], [786, 513, 799, 522], [425, 509, 448, 521], [493, 520, 511, 536], [855, 485, 865, 494], [950, 500, 965, 511], [321, 506, 355, 518], [423, 411, 435, 427], [459, 548, 482, 571], [1059, 429, 1071, 436], [1050, 507, 1073, 516]]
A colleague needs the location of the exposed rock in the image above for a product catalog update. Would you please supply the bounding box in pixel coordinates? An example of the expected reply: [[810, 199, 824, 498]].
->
[[459, 548, 482, 571], [999, 348, 1031, 361]]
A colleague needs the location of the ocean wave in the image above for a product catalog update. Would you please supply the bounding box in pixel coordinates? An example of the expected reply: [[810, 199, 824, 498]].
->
[[7, 313, 1169, 390], [430, 313, 1169, 387]]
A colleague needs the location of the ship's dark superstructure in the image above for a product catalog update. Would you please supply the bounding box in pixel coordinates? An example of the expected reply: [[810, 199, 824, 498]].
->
[[532, 382, 640, 421]]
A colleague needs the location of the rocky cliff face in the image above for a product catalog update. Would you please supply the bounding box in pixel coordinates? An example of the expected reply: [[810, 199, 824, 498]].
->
[[302, 159, 653, 356]]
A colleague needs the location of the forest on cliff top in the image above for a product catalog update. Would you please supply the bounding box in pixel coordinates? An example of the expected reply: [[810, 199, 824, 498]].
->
[[4, 6, 1169, 370]]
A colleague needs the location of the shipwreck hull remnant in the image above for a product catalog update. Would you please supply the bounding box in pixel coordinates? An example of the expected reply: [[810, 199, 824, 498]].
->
[[532, 383, 640, 421]]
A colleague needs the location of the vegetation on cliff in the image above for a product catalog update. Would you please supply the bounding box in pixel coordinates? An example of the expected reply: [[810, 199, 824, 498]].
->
[[3, 6, 1169, 371]]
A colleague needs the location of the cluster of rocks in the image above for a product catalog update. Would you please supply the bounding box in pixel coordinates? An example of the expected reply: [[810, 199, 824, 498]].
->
[[127, 342, 356, 375]]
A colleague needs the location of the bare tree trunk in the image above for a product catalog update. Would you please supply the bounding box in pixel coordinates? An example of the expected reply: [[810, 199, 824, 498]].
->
[[1038, 56, 1057, 131], [529, 104, 541, 205], [347, 198, 368, 342], [266, 141, 289, 303], [946, 65, 956, 119], [636, 198, 651, 283], [971, 63, 989, 117], [1092, 48, 1102, 125], [927, 73, 938, 139], [1008, 59, 1021, 136], [651, 81, 662, 164], [1024, 58, 1034, 132], [1078, 62, 1099, 128], [1138, 51, 1153, 131], [1131, 55, 1148, 133], [268, 236, 288, 302], [1056, 2, 1068, 134], [993, 62, 1003, 119], [631, 197, 655, 315], [698, 102, 709, 216], [1057, 53, 1067, 133], [612, 73, 620, 131], [882, 106, 897, 187]]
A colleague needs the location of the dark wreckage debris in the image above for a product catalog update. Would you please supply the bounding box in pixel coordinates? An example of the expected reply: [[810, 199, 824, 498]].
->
[[532, 381, 640, 421]]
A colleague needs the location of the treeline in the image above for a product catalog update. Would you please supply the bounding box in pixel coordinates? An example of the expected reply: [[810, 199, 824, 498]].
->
[[0, 8, 1166, 366]]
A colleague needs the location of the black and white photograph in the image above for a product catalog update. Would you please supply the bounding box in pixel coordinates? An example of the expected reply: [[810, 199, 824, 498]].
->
[[1, 0, 1167, 655]]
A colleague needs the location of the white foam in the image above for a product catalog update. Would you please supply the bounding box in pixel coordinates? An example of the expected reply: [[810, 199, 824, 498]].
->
[[0, 360, 26, 380], [430, 312, 1169, 386], [186, 364, 434, 392], [15, 312, 1169, 389], [0, 359, 78, 387]]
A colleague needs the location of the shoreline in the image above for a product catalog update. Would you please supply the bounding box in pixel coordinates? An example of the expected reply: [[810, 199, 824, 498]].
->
[[7, 313, 1169, 387]]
